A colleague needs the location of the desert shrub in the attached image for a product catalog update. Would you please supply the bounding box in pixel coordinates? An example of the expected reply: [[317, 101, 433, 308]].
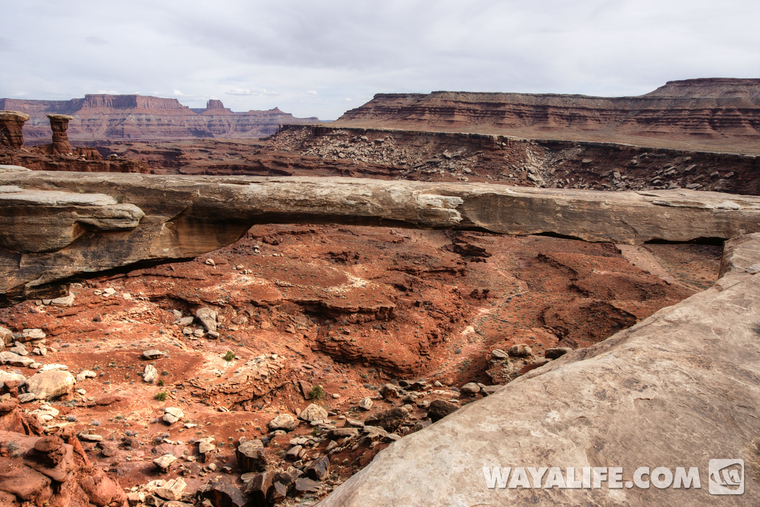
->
[[310, 385, 325, 400]]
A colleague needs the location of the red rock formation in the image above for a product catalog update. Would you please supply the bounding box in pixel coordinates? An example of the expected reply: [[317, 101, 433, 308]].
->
[[0, 95, 320, 142], [333, 78, 760, 154], [0, 111, 29, 149], [203, 98, 232, 114], [46, 114, 74, 154]]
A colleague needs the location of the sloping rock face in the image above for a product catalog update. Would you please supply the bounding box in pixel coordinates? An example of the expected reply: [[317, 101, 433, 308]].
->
[[1, 168, 760, 305], [318, 232, 760, 506], [333, 78, 760, 154], [0, 94, 320, 142]]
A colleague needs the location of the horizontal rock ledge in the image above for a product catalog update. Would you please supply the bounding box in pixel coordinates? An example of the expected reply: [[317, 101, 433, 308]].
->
[[1, 168, 759, 305]]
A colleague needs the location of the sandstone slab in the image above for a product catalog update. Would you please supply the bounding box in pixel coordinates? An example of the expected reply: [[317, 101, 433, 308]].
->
[[2, 171, 760, 306]]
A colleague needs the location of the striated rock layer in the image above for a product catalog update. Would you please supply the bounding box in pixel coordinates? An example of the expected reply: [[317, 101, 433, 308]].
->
[[1, 167, 760, 305], [333, 78, 760, 154], [0, 94, 320, 142], [317, 232, 760, 506]]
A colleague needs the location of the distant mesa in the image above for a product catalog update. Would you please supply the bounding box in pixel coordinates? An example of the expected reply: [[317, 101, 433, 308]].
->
[[0, 94, 321, 143], [200, 99, 232, 114], [333, 78, 760, 154]]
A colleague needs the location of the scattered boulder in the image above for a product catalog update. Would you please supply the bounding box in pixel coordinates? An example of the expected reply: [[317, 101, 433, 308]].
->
[[460, 382, 480, 395], [299, 403, 328, 422], [153, 454, 177, 473], [75, 370, 96, 382], [155, 477, 187, 501], [298, 380, 313, 399], [142, 349, 166, 360], [19, 329, 46, 342], [163, 407, 183, 424], [427, 400, 459, 422], [490, 349, 508, 360], [25, 370, 75, 400], [243, 471, 272, 505], [200, 479, 248, 507], [358, 397, 373, 411], [379, 383, 402, 399], [0, 370, 25, 389], [295, 477, 320, 493], [0, 351, 34, 367], [236, 440, 267, 472], [366, 408, 408, 432], [544, 347, 572, 359], [143, 365, 158, 383], [507, 344, 532, 357], [197, 437, 215, 462], [0, 326, 11, 346], [268, 414, 297, 432], [195, 307, 218, 332], [305, 456, 330, 481], [328, 427, 360, 440]]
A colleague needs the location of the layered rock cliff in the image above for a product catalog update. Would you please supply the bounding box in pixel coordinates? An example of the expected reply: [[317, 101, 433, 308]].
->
[[333, 78, 760, 154], [0, 95, 320, 142]]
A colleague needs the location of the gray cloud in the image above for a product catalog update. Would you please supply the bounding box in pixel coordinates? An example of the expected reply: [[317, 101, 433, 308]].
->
[[1, 0, 758, 119], [85, 36, 109, 46]]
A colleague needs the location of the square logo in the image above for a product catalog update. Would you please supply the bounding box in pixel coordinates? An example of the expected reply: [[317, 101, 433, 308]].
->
[[709, 459, 744, 495]]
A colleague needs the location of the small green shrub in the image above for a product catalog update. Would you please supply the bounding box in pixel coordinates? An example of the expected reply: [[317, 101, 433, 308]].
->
[[224, 350, 236, 362], [157, 379, 165, 387], [154, 391, 168, 401], [310, 385, 325, 400]]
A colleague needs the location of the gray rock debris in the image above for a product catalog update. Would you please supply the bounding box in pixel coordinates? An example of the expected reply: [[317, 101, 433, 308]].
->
[[195, 307, 218, 332]]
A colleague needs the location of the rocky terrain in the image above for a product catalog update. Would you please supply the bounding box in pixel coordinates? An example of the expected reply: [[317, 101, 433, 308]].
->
[[0, 78, 759, 506], [0, 95, 321, 142], [0, 218, 717, 506]]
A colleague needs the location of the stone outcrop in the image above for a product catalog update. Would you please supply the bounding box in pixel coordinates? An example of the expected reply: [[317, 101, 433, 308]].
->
[[333, 78, 760, 154], [0, 94, 320, 142], [2, 167, 760, 305], [46, 114, 74, 154], [317, 232, 760, 505], [0, 111, 29, 149]]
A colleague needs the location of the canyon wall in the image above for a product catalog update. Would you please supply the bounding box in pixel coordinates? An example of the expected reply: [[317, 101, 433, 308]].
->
[[0, 95, 320, 142], [333, 78, 760, 154]]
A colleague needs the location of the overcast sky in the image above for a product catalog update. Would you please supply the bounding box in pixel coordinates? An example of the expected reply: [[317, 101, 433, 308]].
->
[[1, 0, 758, 120]]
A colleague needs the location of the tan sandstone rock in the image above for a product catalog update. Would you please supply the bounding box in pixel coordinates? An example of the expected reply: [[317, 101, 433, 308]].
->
[[2, 171, 760, 307]]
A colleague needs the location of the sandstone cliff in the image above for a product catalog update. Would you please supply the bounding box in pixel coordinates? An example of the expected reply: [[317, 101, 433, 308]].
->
[[333, 78, 760, 154], [0, 95, 321, 142]]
